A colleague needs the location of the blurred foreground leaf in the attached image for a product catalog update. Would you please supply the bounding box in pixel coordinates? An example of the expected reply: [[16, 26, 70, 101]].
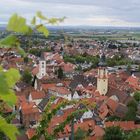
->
[[0, 117, 19, 140], [7, 14, 32, 34]]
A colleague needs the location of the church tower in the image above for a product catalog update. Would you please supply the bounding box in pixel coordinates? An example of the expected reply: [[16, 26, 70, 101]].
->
[[37, 56, 46, 79], [97, 53, 108, 95]]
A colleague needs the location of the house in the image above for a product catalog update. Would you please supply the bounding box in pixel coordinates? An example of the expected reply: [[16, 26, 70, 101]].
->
[[69, 74, 96, 91], [81, 110, 93, 120], [98, 103, 109, 120], [29, 90, 45, 105], [125, 74, 140, 91], [55, 119, 104, 140], [48, 86, 72, 100], [59, 62, 77, 78], [20, 101, 41, 127], [106, 98, 128, 118], [42, 83, 72, 100]]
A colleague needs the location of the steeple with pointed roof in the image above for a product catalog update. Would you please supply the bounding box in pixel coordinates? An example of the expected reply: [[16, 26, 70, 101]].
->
[[98, 53, 107, 67]]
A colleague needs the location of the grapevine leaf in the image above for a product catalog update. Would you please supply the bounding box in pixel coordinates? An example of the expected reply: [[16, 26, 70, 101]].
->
[[36, 24, 49, 37], [17, 46, 26, 57], [0, 117, 19, 140], [0, 68, 20, 106], [0, 35, 19, 48], [7, 13, 32, 34], [48, 18, 59, 24], [36, 11, 47, 20], [5, 68, 20, 88], [31, 16, 36, 25]]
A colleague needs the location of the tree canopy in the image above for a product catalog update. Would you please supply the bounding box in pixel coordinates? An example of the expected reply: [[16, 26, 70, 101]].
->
[[103, 126, 126, 140]]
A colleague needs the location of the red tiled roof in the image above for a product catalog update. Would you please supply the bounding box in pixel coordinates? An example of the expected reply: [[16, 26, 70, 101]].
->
[[21, 102, 39, 115], [26, 128, 36, 139], [32, 66, 39, 75], [48, 86, 71, 95], [41, 83, 56, 90], [30, 91, 45, 100], [106, 98, 119, 112], [59, 62, 76, 73], [56, 119, 96, 139], [99, 104, 109, 120], [94, 125, 105, 137], [125, 75, 140, 90], [105, 121, 136, 131], [16, 95, 27, 109]]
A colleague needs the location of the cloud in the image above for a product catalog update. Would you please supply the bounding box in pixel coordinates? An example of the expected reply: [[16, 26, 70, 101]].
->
[[0, 0, 140, 27]]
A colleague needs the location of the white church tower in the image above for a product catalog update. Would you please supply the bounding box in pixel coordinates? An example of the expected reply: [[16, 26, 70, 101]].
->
[[97, 53, 108, 95], [37, 57, 46, 79]]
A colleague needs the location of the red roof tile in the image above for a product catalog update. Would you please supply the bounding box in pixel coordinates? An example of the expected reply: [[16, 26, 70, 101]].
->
[[106, 98, 119, 112], [105, 121, 136, 131], [26, 128, 36, 139], [30, 91, 45, 100]]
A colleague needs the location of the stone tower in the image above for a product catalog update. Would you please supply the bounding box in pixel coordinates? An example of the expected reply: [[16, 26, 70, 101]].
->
[[97, 53, 108, 95]]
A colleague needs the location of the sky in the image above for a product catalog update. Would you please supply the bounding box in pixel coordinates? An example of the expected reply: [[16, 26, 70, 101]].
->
[[0, 0, 140, 27]]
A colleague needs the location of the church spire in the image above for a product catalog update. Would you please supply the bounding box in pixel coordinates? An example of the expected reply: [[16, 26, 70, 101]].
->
[[98, 53, 107, 67]]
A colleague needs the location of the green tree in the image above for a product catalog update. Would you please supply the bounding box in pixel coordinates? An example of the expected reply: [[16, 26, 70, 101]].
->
[[124, 107, 137, 121], [127, 100, 138, 110], [74, 127, 87, 140], [24, 56, 29, 63], [106, 116, 121, 121], [57, 67, 64, 79], [134, 91, 140, 102], [103, 126, 126, 140], [127, 64, 131, 72], [22, 69, 32, 84], [124, 100, 138, 121], [29, 48, 42, 57], [0, 67, 20, 140], [127, 128, 140, 140]]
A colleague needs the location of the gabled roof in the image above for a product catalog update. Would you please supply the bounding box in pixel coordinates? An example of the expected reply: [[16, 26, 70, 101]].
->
[[69, 74, 96, 90], [48, 86, 71, 95], [30, 91, 45, 100], [126, 75, 140, 90], [99, 104, 109, 120], [21, 101, 40, 115], [106, 98, 119, 112]]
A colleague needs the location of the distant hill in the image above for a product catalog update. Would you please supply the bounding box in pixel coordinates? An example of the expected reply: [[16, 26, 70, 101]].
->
[[0, 24, 140, 32], [0, 24, 6, 31]]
